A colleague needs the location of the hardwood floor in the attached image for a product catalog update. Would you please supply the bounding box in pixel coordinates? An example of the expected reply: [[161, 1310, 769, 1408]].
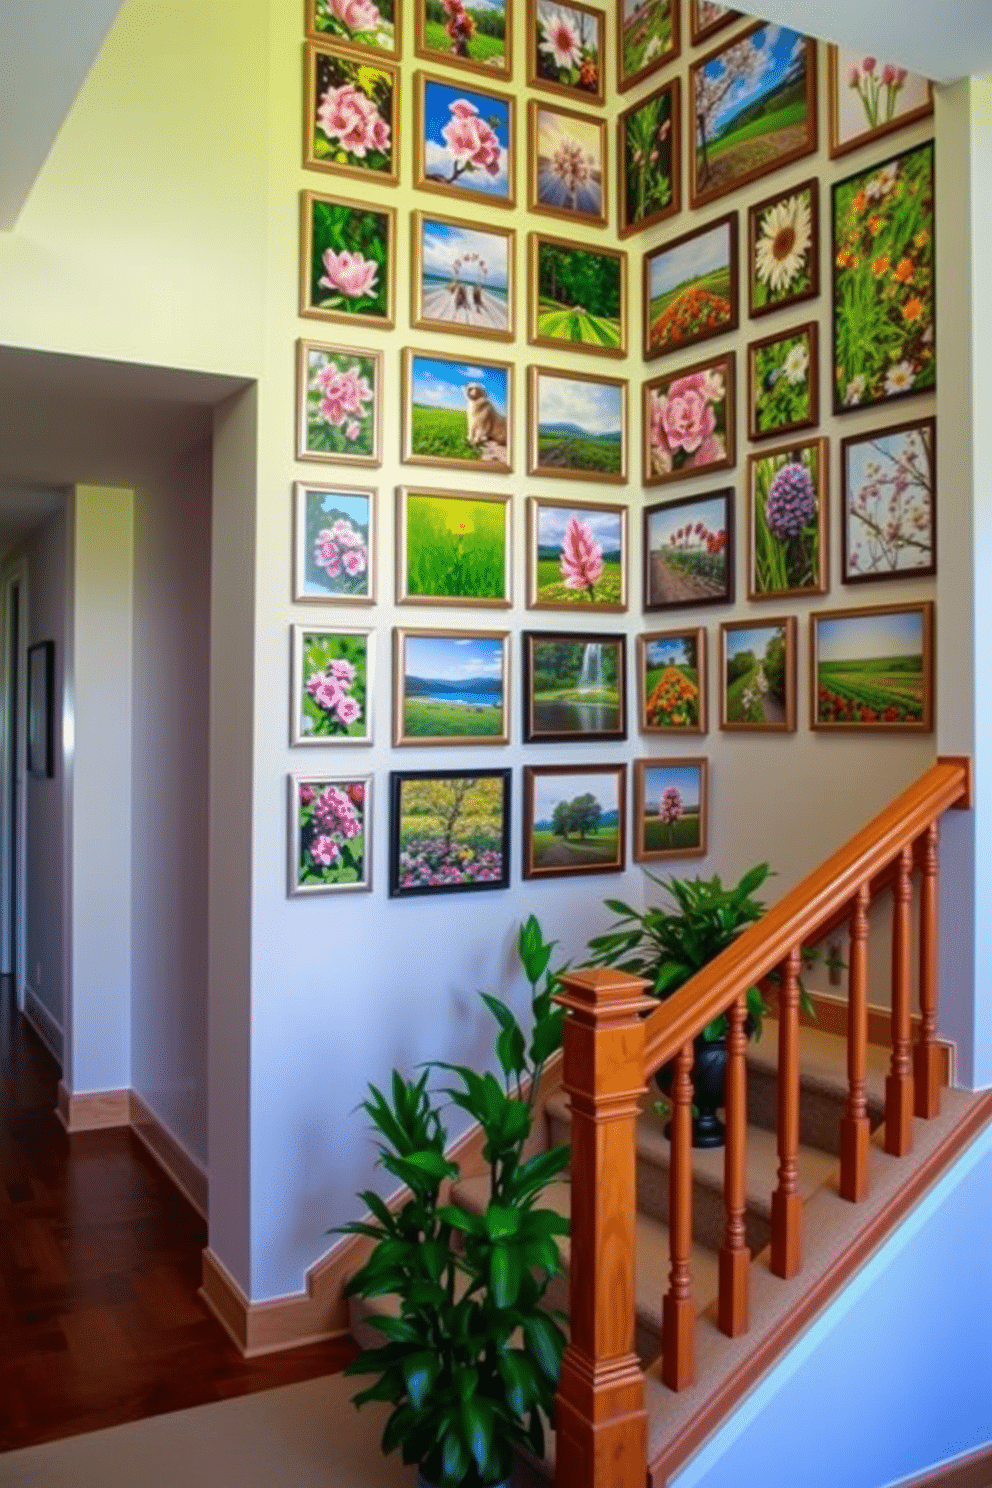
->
[[0, 980, 357, 1452]]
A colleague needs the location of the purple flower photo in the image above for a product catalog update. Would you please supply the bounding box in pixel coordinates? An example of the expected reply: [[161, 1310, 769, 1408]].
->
[[748, 438, 828, 600]]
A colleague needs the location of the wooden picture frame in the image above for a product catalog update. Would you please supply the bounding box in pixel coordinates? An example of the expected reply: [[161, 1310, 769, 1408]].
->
[[27, 640, 54, 779], [395, 486, 512, 608], [643, 349, 735, 487], [828, 46, 934, 160], [293, 482, 376, 604], [643, 211, 738, 361], [523, 763, 626, 879], [618, 77, 681, 238], [643, 488, 734, 612], [720, 616, 796, 731], [747, 177, 820, 319], [411, 211, 515, 343], [413, 0, 512, 79], [414, 73, 515, 208], [289, 774, 372, 895], [523, 630, 627, 743], [633, 756, 708, 862], [389, 769, 511, 896], [296, 338, 382, 466], [638, 627, 707, 733], [526, 496, 628, 612], [811, 602, 934, 731], [291, 626, 373, 746], [528, 366, 627, 484], [528, 99, 608, 228], [299, 190, 395, 329], [528, 0, 605, 106], [393, 627, 510, 746], [305, 0, 401, 57], [618, 0, 680, 93], [841, 417, 936, 584], [690, 22, 817, 210], [529, 232, 627, 359], [402, 348, 512, 473], [747, 320, 819, 443], [689, 0, 739, 47], [747, 437, 828, 601], [304, 43, 399, 184]]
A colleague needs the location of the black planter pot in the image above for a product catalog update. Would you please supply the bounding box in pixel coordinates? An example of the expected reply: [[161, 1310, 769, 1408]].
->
[[656, 1035, 728, 1149]]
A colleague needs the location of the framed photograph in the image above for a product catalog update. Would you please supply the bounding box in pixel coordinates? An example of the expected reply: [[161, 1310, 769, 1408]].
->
[[528, 366, 627, 483], [293, 483, 376, 604], [528, 100, 607, 227], [828, 47, 934, 160], [306, 0, 400, 57], [618, 0, 679, 93], [811, 602, 934, 731], [643, 212, 738, 361], [529, 232, 627, 358], [402, 349, 512, 473], [747, 178, 819, 319], [527, 496, 627, 611], [528, 0, 605, 105], [291, 626, 373, 745], [618, 78, 681, 238], [411, 211, 515, 342], [27, 640, 54, 779], [747, 437, 828, 601], [393, 627, 510, 746], [720, 617, 796, 731], [289, 774, 371, 895], [638, 627, 707, 733], [390, 769, 511, 896], [747, 321, 818, 442], [300, 190, 395, 329], [841, 417, 936, 583], [296, 339, 382, 466], [304, 44, 398, 184], [643, 349, 735, 487], [413, 0, 511, 78], [523, 630, 627, 742], [414, 74, 514, 208], [634, 757, 708, 862], [689, 0, 739, 47], [523, 763, 626, 878], [643, 488, 733, 612], [690, 22, 817, 210], [833, 141, 935, 413], [396, 487, 511, 607]]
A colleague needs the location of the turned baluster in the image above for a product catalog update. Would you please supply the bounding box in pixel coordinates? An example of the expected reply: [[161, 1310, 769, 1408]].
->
[[770, 946, 803, 1278], [915, 821, 942, 1118], [662, 1039, 695, 1390], [553, 968, 654, 1488], [886, 845, 915, 1155], [719, 993, 750, 1337], [840, 884, 871, 1201]]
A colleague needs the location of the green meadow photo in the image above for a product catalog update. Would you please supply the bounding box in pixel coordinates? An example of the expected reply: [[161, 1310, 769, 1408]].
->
[[619, 0, 678, 91], [404, 351, 511, 472], [721, 619, 794, 730], [395, 629, 509, 745], [639, 628, 705, 732], [644, 214, 737, 360], [524, 632, 626, 741], [398, 489, 510, 606], [813, 604, 932, 730], [634, 758, 706, 861], [524, 765, 625, 878], [532, 235, 625, 356], [290, 775, 371, 895], [301, 192, 393, 327], [415, 0, 510, 75], [691, 22, 816, 207], [531, 368, 626, 481], [748, 438, 827, 600], [529, 498, 626, 611], [292, 627, 372, 745]]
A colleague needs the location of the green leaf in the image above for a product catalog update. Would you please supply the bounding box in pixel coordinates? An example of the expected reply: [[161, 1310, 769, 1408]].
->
[[496, 1023, 527, 1081], [351, 1371, 404, 1407], [529, 1008, 565, 1065], [489, 1243, 523, 1308], [438, 1203, 485, 1235], [523, 1313, 567, 1382], [480, 991, 519, 1035], [484, 1204, 521, 1240], [461, 1398, 495, 1477], [442, 1430, 470, 1484], [402, 1351, 440, 1410]]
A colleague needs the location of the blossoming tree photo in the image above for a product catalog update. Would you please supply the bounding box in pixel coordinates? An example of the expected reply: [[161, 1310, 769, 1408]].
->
[[305, 46, 396, 182], [291, 776, 370, 894], [390, 771, 509, 895], [840, 418, 935, 582], [747, 437, 827, 599]]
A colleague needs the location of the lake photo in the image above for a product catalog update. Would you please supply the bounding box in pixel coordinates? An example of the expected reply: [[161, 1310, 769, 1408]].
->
[[397, 630, 508, 744], [525, 633, 625, 741]]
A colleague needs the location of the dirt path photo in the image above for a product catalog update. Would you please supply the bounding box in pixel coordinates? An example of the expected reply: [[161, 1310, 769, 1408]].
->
[[649, 551, 724, 605], [698, 124, 810, 197]]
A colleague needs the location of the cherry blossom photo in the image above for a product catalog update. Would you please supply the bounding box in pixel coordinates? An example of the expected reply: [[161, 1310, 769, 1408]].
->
[[528, 0, 605, 105], [293, 483, 376, 603], [306, 0, 400, 56], [416, 76, 514, 205], [642, 350, 735, 487], [634, 758, 707, 862], [529, 100, 606, 225], [527, 496, 627, 612], [747, 177, 819, 318], [414, 0, 510, 78], [299, 191, 394, 328], [297, 339, 382, 466], [841, 418, 935, 584], [289, 775, 371, 894], [304, 45, 397, 183], [292, 626, 373, 746], [828, 46, 933, 159], [529, 367, 626, 483]]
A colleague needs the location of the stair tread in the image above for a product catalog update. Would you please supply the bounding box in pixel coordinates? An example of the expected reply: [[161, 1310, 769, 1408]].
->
[[750, 1017, 888, 1105]]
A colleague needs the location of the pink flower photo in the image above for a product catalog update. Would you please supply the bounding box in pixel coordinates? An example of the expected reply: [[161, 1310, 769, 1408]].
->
[[305, 46, 398, 183], [643, 351, 735, 487], [291, 773, 371, 894], [528, 497, 627, 612], [292, 626, 373, 745], [306, 0, 399, 56], [301, 192, 394, 329], [417, 77, 514, 204]]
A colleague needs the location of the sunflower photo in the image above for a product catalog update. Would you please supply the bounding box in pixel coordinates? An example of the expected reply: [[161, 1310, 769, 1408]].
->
[[748, 178, 819, 318]]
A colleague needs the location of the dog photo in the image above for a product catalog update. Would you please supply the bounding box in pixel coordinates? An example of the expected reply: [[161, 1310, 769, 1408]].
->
[[402, 349, 513, 472]]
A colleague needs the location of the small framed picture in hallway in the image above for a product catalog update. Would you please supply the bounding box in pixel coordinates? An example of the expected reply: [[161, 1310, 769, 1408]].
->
[[719, 616, 796, 732], [27, 641, 54, 779]]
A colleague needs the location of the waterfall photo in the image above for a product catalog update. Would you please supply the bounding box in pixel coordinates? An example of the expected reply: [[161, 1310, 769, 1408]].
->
[[523, 631, 627, 742]]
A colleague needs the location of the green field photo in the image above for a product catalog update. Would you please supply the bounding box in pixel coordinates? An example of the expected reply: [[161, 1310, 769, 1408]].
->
[[814, 607, 930, 727], [419, 0, 508, 68], [534, 238, 624, 354], [533, 370, 625, 481], [407, 352, 511, 470], [402, 491, 508, 603]]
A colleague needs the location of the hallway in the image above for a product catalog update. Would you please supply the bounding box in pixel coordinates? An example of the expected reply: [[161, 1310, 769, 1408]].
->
[[0, 982, 355, 1452]]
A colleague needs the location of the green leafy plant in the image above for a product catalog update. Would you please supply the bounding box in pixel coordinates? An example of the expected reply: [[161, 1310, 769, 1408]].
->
[[338, 916, 569, 1487]]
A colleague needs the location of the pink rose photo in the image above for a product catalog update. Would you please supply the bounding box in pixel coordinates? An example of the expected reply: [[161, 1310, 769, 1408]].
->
[[643, 351, 735, 487]]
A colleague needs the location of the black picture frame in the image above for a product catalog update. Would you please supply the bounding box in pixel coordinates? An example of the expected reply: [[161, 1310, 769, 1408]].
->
[[27, 641, 54, 779], [523, 630, 627, 743], [389, 768, 511, 897], [643, 488, 735, 612]]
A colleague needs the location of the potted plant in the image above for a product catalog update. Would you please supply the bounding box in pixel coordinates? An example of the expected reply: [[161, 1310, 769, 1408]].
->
[[338, 916, 569, 1488], [587, 864, 816, 1147]]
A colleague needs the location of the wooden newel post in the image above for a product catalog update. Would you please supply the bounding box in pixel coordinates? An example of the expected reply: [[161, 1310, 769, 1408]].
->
[[553, 967, 655, 1488]]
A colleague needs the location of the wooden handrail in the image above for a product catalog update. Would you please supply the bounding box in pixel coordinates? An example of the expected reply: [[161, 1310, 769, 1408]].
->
[[643, 759, 969, 1079]]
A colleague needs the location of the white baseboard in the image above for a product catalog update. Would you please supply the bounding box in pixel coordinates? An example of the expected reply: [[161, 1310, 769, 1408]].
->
[[23, 986, 63, 1065]]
